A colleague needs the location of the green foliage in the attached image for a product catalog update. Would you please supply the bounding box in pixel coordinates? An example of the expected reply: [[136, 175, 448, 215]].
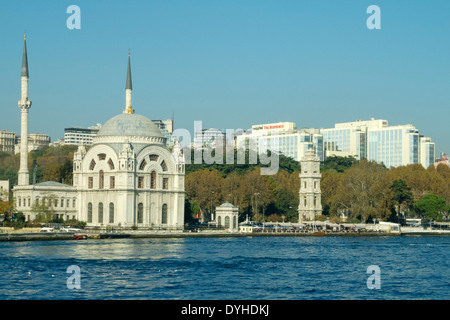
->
[[0, 152, 19, 186], [63, 218, 86, 229], [315, 214, 328, 222], [185, 148, 300, 176], [390, 179, 414, 217], [321, 155, 358, 173], [414, 194, 449, 221], [274, 189, 298, 221]]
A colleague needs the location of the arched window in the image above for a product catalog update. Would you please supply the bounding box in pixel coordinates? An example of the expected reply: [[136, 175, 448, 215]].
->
[[99, 170, 104, 189], [161, 204, 168, 224], [109, 203, 114, 223], [218, 216, 222, 226], [225, 216, 230, 228], [138, 203, 144, 224], [139, 159, 147, 170], [89, 159, 96, 170], [88, 203, 93, 223], [108, 158, 115, 170], [151, 171, 157, 189], [233, 216, 237, 229], [161, 160, 168, 172], [98, 202, 103, 224]]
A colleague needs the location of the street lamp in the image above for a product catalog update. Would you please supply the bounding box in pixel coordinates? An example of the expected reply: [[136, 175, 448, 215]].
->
[[210, 191, 215, 222]]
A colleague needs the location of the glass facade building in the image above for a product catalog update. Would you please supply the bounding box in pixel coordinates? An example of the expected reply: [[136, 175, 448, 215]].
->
[[322, 119, 434, 168], [236, 122, 324, 162]]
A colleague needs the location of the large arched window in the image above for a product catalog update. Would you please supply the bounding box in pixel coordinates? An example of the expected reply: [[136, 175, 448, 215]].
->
[[88, 203, 93, 223], [225, 216, 230, 228], [109, 203, 114, 223], [218, 216, 222, 227], [161, 204, 168, 224], [233, 216, 237, 229], [138, 203, 144, 224], [151, 171, 157, 189], [98, 202, 103, 224], [99, 170, 104, 189]]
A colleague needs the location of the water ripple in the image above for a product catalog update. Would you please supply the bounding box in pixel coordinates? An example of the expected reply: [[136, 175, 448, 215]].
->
[[0, 236, 449, 299]]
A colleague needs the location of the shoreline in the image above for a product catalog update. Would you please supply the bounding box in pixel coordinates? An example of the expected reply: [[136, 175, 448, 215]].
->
[[1, 230, 449, 242]]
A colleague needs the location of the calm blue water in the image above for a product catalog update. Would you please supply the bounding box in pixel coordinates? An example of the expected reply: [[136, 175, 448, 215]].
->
[[0, 236, 448, 300]]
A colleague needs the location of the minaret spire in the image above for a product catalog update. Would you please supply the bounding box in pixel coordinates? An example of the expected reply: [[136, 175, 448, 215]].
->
[[21, 33, 29, 78], [124, 50, 134, 114], [18, 33, 32, 186]]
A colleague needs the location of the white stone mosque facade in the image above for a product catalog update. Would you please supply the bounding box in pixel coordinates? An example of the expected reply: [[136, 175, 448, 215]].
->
[[12, 36, 185, 229]]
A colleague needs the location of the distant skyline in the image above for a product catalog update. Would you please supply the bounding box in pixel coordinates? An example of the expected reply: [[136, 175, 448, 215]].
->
[[1, 1, 450, 154]]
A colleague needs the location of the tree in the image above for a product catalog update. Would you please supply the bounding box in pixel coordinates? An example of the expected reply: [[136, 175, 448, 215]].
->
[[274, 189, 298, 221], [332, 159, 392, 223], [390, 179, 414, 221], [321, 155, 358, 173], [222, 172, 242, 207], [238, 169, 275, 222], [414, 194, 449, 222], [31, 194, 58, 223], [320, 170, 343, 216], [185, 169, 224, 219]]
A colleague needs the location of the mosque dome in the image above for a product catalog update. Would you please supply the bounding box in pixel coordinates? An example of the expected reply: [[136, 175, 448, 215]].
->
[[97, 113, 164, 138], [92, 51, 166, 146]]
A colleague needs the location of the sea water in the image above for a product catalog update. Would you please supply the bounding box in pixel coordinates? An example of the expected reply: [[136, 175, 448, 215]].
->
[[0, 236, 448, 300]]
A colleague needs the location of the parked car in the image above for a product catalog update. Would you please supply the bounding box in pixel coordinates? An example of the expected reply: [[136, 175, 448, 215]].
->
[[39, 227, 54, 233]]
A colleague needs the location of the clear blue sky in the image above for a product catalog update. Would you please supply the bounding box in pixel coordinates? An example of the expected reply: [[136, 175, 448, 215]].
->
[[1, 1, 450, 154]]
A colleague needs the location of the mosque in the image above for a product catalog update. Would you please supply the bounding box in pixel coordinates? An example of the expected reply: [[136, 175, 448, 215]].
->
[[12, 35, 186, 229]]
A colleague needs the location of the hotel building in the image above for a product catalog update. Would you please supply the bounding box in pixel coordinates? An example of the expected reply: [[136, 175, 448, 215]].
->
[[321, 118, 435, 168], [64, 124, 102, 146], [235, 122, 324, 161], [0, 131, 16, 153]]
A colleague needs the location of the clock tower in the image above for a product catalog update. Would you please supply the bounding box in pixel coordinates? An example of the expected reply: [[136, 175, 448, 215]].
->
[[298, 148, 322, 222]]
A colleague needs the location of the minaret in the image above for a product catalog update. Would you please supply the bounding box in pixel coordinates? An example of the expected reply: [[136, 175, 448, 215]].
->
[[298, 148, 322, 222], [124, 50, 134, 114], [17, 33, 32, 186]]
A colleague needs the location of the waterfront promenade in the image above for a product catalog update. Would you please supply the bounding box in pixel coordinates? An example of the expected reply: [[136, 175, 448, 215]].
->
[[1, 224, 448, 241]]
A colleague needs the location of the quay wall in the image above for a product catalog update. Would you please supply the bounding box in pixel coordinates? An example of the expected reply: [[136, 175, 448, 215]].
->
[[0, 230, 400, 242]]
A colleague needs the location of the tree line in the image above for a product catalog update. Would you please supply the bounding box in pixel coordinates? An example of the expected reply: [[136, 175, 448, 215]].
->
[[185, 154, 450, 224], [1, 146, 450, 224]]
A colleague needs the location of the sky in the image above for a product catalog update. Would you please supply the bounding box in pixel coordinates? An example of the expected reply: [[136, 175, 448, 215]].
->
[[1, 0, 450, 154]]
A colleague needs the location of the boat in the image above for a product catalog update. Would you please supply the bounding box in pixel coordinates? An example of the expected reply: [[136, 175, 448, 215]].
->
[[313, 231, 325, 236], [74, 233, 88, 240]]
